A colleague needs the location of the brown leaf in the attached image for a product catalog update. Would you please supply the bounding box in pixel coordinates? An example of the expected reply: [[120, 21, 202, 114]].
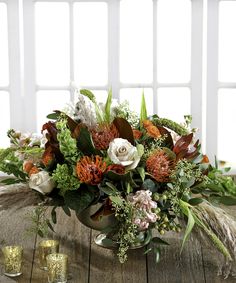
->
[[113, 117, 134, 145]]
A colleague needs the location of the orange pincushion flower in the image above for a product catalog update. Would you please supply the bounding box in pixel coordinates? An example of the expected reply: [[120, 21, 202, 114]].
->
[[106, 164, 125, 175], [76, 155, 107, 185], [91, 124, 119, 150], [133, 129, 142, 140], [23, 161, 34, 174], [142, 120, 161, 138], [146, 150, 174, 182], [29, 166, 40, 176]]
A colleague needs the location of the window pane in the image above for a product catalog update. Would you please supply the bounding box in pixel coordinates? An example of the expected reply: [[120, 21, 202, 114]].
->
[[36, 91, 70, 132], [218, 89, 236, 163], [35, 3, 70, 86], [0, 3, 9, 86], [157, 0, 191, 83], [219, 1, 236, 82], [0, 92, 10, 147], [120, 0, 153, 83], [120, 88, 153, 115], [74, 3, 108, 86], [157, 88, 190, 123]]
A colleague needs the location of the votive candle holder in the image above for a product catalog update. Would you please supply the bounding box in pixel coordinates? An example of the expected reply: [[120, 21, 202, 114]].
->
[[46, 253, 68, 283], [38, 239, 59, 270], [1, 245, 23, 277]]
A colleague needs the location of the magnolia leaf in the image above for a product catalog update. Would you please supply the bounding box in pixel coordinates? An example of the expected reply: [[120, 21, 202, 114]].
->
[[142, 179, 157, 193], [47, 112, 61, 120], [46, 219, 55, 233], [106, 170, 131, 182], [105, 88, 112, 123], [153, 246, 161, 263], [140, 91, 148, 123], [113, 117, 134, 145], [77, 127, 100, 155]]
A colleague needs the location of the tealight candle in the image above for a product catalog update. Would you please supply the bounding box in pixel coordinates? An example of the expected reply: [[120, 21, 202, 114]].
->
[[1, 245, 23, 277], [46, 253, 68, 283], [38, 239, 59, 270]]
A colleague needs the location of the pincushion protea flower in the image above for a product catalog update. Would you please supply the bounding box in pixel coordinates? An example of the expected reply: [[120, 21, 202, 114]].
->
[[76, 155, 107, 185], [91, 123, 119, 150], [146, 149, 175, 182]]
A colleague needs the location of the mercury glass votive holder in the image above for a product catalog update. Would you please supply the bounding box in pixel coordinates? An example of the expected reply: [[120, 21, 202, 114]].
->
[[38, 240, 59, 270], [46, 253, 68, 283], [1, 245, 23, 277]]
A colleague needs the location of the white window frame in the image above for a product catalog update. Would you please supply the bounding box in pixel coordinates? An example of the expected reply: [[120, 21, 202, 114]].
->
[[0, 0, 22, 131], [206, 0, 236, 166], [22, 0, 203, 141]]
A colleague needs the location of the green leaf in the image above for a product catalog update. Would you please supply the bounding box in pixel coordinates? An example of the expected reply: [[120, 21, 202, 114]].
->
[[140, 91, 148, 123], [80, 89, 104, 123], [104, 88, 112, 123], [144, 247, 152, 255], [109, 195, 123, 206], [99, 183, 118, 196], [219, 196, 236, 206], [64, 189, 95, 213], [62, 205, 71, 217], [106, 170, 132, 182], [142, 179, 157, 193], [0, 178, 22, 185], [137, 167, 145, 182], [46, 112, 61, 120], [179, 200, 195, 253], [37, 229, 45, 238], [136, 144, 144, 157], [77, 127, 100, 155], [46, 219, 55, 233], [188, 198, 204, 206], [153, 246, 161, 263], [51, 207, 57, 224], [152, 237, 169, 246]]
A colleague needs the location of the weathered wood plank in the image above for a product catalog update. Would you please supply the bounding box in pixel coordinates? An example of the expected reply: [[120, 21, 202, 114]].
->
[[147, 231, 205, 283], [89, 230, 147, 283], [30, 208, 91, 283], [0, 206, 36, 283]]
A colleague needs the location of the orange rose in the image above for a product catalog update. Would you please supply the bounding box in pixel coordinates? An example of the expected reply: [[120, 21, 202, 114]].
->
[[201, 155, 209, 163], [146, 125, 161, 138], [133, 129, 142, 140], [142, 120, 153, 128]]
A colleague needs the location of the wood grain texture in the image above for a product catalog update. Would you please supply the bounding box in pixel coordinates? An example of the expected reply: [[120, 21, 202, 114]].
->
[[89, 230, 147, 283], [147, 231, 205, 283], [0, 206, 36, 283], [30, 208, 91, 283]]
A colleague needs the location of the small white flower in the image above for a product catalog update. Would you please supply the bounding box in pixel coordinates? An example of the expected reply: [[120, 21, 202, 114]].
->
[[107, 138, 141, 170], [29, 171, 55, 195]]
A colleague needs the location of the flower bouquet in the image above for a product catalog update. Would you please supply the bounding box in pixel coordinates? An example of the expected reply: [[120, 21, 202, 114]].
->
[[1, 89, 236, 271]]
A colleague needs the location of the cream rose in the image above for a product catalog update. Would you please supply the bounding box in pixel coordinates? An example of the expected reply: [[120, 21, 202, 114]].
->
[[29, 171, 55, 195], [108, 138, 141, 170]]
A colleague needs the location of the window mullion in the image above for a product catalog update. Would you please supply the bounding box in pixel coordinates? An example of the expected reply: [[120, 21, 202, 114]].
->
[[7, 0, 23, 131], [108, 0, 120, 100], [23, 0, 36, 133], [191, 0, 203, 141], [206, 0, 219, 162]]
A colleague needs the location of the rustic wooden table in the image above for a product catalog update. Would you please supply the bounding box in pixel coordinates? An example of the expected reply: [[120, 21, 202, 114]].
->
[[0, 204, 235, 283]]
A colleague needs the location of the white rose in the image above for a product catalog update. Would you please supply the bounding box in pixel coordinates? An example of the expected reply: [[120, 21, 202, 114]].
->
[[29, 171, 55, 195], [108, 138, 141, 170]]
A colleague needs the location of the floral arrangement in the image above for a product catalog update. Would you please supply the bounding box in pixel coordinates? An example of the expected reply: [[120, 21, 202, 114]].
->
[[1, 89, 236, 267]]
